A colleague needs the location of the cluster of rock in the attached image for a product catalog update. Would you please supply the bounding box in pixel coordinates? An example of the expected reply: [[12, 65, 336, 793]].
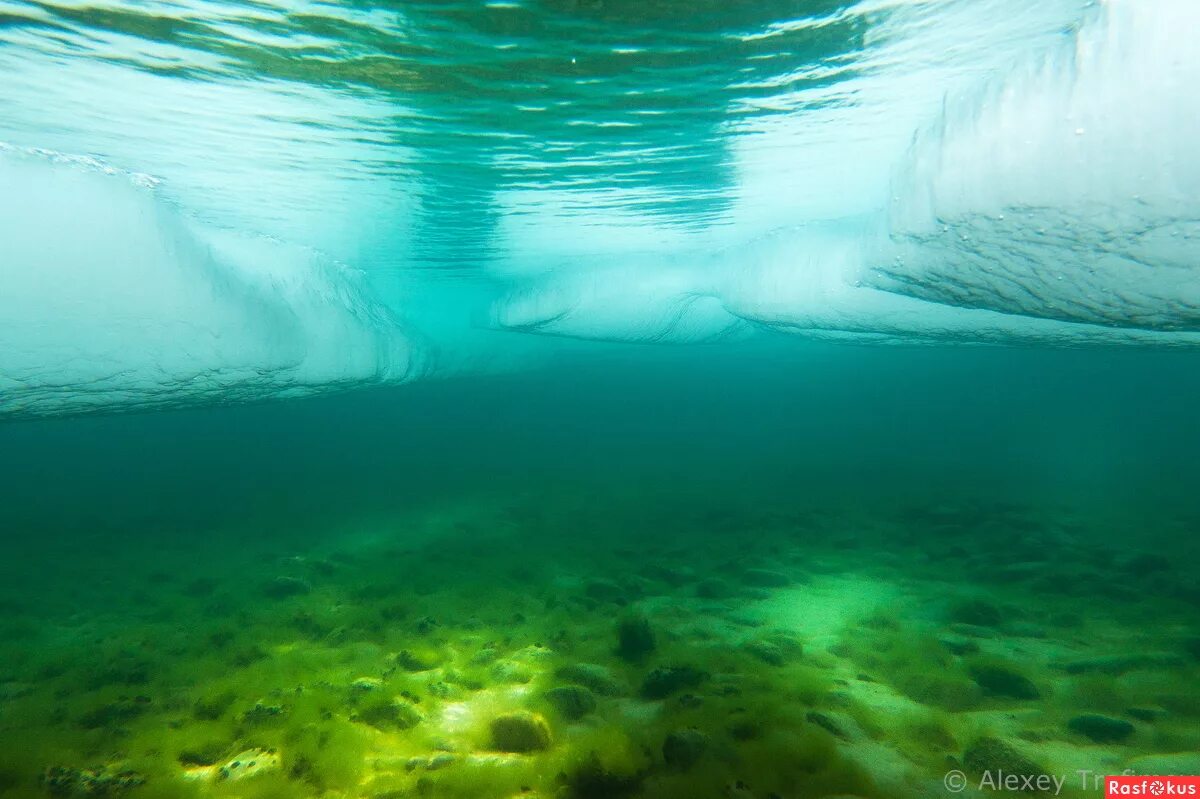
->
[[41, 766, 144, 797]]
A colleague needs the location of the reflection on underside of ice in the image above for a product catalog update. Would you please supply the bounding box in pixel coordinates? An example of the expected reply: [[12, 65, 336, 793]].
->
[[1, 0, 1197, 420], [0, 147, 419, 418], [493, 0, 1199, 347]]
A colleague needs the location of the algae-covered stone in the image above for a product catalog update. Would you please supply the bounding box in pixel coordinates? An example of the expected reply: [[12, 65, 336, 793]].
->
[[695, 578, 738, 599], [42, 765, 146, 796], [406, 754, 457, 772], [490, 660, 534, 684], [193, 691, 235, 721], [640, 563, 690, 587], [616, 613, 655, 662], [948, 599, 1004, 627], [584, 580, 626, 603], [261, 576, 311, 599], [1124, 707, 1160, 722], [1068, 714, 1134, 743], [78, 696, 151, 729], [469, 646, 499, 666], [662, 728, 708, 769], [897, 671, 982, 711], [641, 666, 707, 699], [177, 741, 228, 767], [744, 633, 803, 666], [1058, 653, 1184, 675], [564, 753, 643, 798], [969, 664, 1040, 700], [963, 737, 1049, 787], [216, 748, 280, 782], [544, 685, 597, 720], [241, 700, 286, 725], [395, 647, 440, 672], [555, 663, 624, 696], [806, 711, 849, 740], [1125, 753, 1200, 775], [489, 711, 551, 752], [357, 697, 423, 730]]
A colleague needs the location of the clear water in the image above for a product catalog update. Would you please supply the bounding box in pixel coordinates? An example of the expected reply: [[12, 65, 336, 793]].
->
[[1, 1, 1198, 798]]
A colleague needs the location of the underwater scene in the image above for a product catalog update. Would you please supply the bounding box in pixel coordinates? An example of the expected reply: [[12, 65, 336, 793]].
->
[[1, 0, 1199, 798]]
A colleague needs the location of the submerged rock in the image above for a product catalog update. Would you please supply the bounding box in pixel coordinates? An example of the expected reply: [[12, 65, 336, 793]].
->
[[490, 660, 534, 684], [584, 580, 627, 603], [728, 718, 762, 741], [723, 780, 757, 799], [696, 578, 739, 599], [948, 599, 1004, 627], [84, 658, 150, 689], [616, 614, 656, 662], [357, 697, 423, 730], [564, 754, 642, 799], [469, 646, 499, 666], [544, 685, 597, 720], [641, 666, 708, 700], [899, 671, 983, 711], [1068, 714, 1135, 743], [1058, 653, 1184, 675], [662, 728, 709, 769], [806, 711, 849, 740], [193, 691, 235, 721], [414, 616, 438, 635], [78, 696, 151, 729], [969, 664, 1040, 700], [42, 765, 145, 796], [241, 701, 286, 725], [177, 742, 228, 767], [1125, 753, 1200, 776], [555, 663, 624, 696], [1124, 707, 1161, 722], [261, 576, 311, 599], [489, 711, 551, 752], [963, 737, 1049, 786], [216, 748, 280, 782], [394, 648, 440, 672], [744, 633, 803, 666], [405, 754, 457, 772]]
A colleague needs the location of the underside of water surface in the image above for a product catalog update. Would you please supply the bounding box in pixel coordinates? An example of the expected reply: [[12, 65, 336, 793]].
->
[[1, 0, 1199, 797]]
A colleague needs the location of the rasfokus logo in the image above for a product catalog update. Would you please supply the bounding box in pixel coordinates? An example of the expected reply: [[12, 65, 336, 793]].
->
[[1107, 777, 1200, 797]]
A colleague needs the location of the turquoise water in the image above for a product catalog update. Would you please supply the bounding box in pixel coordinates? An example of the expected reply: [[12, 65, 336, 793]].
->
[[1, 1, 1199, 798]]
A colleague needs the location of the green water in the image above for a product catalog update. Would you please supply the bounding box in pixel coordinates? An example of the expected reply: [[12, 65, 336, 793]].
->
[[2, 347, 1199, 798]]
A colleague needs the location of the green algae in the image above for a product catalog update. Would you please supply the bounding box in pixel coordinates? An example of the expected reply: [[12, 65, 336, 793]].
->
[[0, 495, 1198, 799]]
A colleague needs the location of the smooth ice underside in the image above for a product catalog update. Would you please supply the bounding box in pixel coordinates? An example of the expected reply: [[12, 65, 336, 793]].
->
[[1, 0, 1198, 417]]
